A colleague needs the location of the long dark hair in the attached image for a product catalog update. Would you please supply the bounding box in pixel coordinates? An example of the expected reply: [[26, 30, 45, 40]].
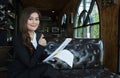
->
[[19, 7, 41, 55]]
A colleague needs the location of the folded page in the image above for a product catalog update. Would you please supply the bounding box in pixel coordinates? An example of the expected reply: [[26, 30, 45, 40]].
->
[[54, 49, 74, 67]]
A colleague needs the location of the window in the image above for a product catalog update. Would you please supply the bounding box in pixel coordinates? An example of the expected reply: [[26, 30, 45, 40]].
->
[[74, 0, 100, 38]]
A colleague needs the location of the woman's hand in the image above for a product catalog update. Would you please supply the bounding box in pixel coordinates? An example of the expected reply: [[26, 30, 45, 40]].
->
[[38, 34, 47, 46]]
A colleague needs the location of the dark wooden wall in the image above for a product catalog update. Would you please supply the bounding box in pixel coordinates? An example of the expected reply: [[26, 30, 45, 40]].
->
[[98, 0, 119, 73]]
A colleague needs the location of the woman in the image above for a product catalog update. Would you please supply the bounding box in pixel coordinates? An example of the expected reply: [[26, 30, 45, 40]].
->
[[8, 7, 58, 78]]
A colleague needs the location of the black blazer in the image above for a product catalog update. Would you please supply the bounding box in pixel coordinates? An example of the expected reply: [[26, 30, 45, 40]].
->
[[8, 31, 48, 78]]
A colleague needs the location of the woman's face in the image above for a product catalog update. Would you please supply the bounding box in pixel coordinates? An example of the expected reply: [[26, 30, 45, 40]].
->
[[27, 12, 40, 32]]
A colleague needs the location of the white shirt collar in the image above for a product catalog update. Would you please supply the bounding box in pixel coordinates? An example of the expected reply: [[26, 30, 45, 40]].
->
[[31, 32, 37, 49]]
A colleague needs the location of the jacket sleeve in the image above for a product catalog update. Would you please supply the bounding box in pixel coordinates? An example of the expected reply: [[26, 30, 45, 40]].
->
[[35, 44, 48, 62], [14, 36, 46, 68]]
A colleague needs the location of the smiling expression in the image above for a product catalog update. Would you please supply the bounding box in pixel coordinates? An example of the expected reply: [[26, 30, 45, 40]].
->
[[27, 12, 40, 32]]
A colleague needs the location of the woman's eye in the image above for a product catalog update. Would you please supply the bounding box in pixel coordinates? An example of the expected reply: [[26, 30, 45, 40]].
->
[[28, 18, 33, 20], [35, 19, 38, 21], [35, 18, 39, 21]]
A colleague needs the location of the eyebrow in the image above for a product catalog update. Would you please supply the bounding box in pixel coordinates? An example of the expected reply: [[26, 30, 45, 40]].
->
[[29, 16, 39, 18]]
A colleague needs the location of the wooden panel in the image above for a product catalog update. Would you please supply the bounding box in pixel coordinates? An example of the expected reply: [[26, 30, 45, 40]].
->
[[98, 0, 119, 72], [20, 0, 70, 10], [0, 71, 7, 78], [0, 46, 12, 66]]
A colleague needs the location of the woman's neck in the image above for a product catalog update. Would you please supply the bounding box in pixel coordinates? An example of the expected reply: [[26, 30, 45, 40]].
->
[[28, 31, 35, 40]]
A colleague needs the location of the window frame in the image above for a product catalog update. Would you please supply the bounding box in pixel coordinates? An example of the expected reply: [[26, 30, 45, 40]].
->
[[73, 0, 100, 39]]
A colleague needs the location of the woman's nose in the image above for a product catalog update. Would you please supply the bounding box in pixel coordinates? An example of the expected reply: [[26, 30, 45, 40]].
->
[[32, 19, 36, 23]]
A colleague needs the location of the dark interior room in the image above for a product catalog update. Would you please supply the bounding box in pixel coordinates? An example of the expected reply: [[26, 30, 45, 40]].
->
[[0, 0, 120, 78]]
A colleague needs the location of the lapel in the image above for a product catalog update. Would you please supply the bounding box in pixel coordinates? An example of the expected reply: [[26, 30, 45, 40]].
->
[[36, 31, 41, 44]]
